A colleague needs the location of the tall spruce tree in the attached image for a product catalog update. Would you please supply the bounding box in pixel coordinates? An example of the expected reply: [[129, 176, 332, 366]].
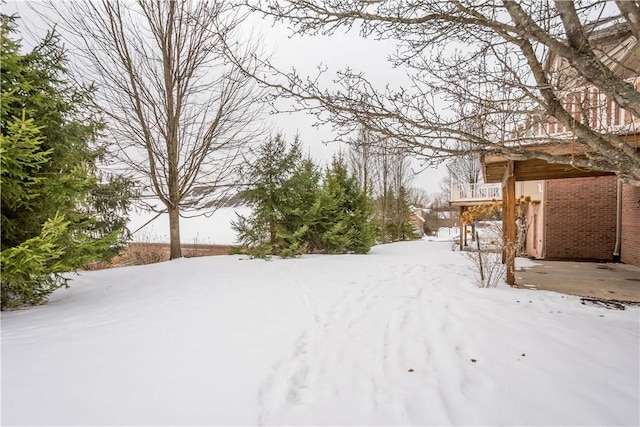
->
[[0, 16, 134, 309], [232, 134, 303, 256], [317, 156, 375, 254], [233, 140, 376, 257], [277, 157, 322, 257]]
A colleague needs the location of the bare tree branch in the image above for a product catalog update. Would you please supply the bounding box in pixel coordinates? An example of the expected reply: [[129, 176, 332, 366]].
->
[[44, 0, 266, 258], [243, 0, 640, 184]]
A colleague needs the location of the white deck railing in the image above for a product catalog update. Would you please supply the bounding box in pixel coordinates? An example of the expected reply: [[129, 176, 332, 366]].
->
[[450, 183, 502, 202], [532, 76, 639, 137]]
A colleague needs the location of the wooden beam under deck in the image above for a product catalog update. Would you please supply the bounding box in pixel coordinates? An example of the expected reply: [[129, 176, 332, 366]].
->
[[482, 133, 637, 183], [484, 157, 615, 183], [449, 199, 500, 208]]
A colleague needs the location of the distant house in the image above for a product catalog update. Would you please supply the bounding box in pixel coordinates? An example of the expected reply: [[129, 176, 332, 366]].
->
[[409, 205, 427, 235], [478, 21, 640, 284]]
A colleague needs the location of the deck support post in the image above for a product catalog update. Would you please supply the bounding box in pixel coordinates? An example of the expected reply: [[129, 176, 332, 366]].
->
[[459, 206, 465, 251], [502, 161, 516, 286]]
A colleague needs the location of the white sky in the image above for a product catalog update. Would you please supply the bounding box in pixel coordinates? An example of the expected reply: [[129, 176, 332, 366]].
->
[[250, 15, 449, 194], [4, 1, 448, 195]]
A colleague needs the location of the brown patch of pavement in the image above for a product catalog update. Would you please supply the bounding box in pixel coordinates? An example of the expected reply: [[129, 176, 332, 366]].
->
[[515, 260, 640, 303]]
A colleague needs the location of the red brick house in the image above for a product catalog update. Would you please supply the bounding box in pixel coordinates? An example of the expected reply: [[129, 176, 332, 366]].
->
[[514, 176, 639, 266], [480, 21, 640, 284]]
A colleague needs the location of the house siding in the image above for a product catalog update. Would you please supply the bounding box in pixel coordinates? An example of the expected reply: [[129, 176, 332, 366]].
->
[[521, 181, 544, 259], [524, 202, 545, 259], [621, 184, 640, 266], [544, 176, 617, 261]]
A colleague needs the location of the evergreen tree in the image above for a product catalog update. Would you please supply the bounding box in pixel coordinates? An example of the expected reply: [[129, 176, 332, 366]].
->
[[233, 140, 375, 257], [0, 16, 135, 309], [277, 157, 322, 257], [232, 134, 302, 256], [317, 156, 375, 254]]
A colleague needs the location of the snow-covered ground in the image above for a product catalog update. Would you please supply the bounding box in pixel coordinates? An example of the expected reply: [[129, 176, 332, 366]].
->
[[2, 241, 639, 426], [426, 226, 460, 241]]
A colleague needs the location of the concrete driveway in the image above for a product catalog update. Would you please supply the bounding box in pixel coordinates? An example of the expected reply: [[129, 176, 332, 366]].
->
[[515, 260, 640, 303]]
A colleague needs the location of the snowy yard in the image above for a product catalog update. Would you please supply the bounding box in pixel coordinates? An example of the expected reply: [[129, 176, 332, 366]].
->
[[2, 240, 639, 426]]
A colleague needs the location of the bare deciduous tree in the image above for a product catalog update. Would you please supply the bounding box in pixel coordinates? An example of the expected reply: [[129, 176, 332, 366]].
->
[[48, 0, 265, 258], [408, 187, 430, 208], [350, 135, 414, 243], [245, 0, 640, 184], [348, 127, 375, 196], [447, 153, 483, 188], [388, 152, 413, 241], [447, 104, 487, 189]]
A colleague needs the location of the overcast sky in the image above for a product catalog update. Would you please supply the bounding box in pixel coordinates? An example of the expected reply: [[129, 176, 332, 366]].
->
[[4, 1, 447, 195]]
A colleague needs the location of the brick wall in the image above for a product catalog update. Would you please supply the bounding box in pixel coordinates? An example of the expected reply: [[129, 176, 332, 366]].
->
[[621, 184, 640, 266], [544, 176, 617, 261]]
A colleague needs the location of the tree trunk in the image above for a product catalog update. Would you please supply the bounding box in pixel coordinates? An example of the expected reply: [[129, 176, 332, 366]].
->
[[269, 216, 276, 247], [168, 204, 182, 259]]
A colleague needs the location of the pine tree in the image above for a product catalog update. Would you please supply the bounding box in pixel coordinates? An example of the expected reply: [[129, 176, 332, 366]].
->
[[317, 156, 375, 254], [278, 157, 322, 257], [233, 141, 375, 257], [232, 134, 302, 256], [0, 16, 135, 309]]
